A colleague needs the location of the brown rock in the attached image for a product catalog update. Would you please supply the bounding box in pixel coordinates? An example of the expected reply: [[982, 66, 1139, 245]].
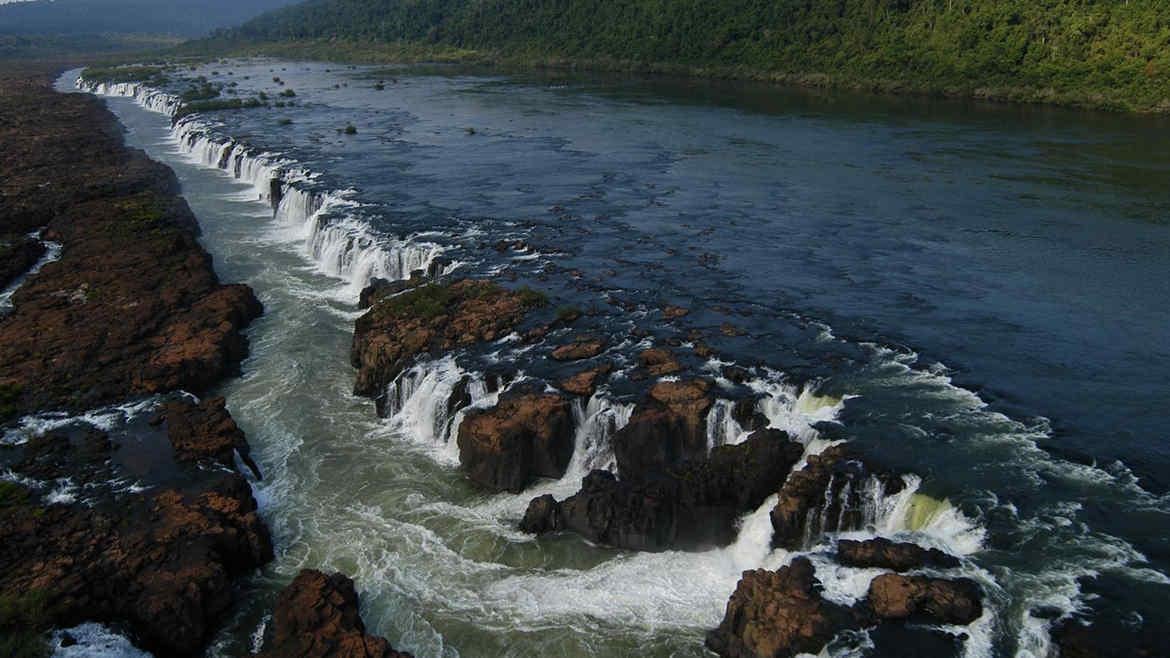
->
[[866, 574, 983, 625], [706, 557, 853, 658], [351, 280, 545, 414], [257, 569, 411, 658], [721, 322, 746, 337], [638, 347, 682, 376], [551, 337, 606, 361], [837, 538, 960, 572], [559, 362, 613, 397], [612, 379, 713, 477], [662, 304, 689, 320], [164, 396, 262, 479], [770, 446, 904, 550], [457, 392, 574, 492]]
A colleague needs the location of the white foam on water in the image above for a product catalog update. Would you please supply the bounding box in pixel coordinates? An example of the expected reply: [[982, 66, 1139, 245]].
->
[[0, 232, 62, 314], [3, 397, 163, 446], [51, 623, 152, 657]]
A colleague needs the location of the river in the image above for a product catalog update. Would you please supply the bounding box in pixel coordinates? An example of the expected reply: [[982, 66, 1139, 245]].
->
[[64, 60, 1170, 657]]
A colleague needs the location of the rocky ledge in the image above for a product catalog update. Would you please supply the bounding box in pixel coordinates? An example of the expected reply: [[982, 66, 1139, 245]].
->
[[0, 397, 273, 655], [457, 391, 574, 492], [0, 69, 269, 655], [256, 569, 413, 658], [0, 71, 261, 421], [351, 279, 546, 414]]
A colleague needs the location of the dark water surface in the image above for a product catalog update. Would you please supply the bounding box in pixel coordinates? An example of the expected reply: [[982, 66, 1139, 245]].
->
[[69, 62, 1170, 657]]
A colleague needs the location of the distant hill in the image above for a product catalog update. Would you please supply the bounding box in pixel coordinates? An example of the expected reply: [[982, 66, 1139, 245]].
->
[[202, 0, 1170, 112], [0, 0, 302, 38]]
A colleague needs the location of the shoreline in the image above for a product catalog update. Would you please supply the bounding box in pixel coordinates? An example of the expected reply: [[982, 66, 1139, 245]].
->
[[179, 38, 1170, 116]]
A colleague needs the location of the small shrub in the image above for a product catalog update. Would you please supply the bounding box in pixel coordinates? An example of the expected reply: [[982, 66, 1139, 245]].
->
[[516, 286, 548, 309], [556, 305, 581, 322]]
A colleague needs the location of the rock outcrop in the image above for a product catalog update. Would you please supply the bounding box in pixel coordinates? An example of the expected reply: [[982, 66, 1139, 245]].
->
[[706, 557, 853, 658], [551, 336, 606, 361], [612, 378, 713, 477], [351, 280, 545, 414], [770, 445, 904, 550], [257, 569, 412, 658], [163, 396, 262, 479], [837, 538, 960, 572], [865, 574, 983, 625], [0, 73, 261, 420], [638, 347, 682, 376], [522, 428, 803, 550], [559, 363, 612, 397], [457, 392, 574, 492]]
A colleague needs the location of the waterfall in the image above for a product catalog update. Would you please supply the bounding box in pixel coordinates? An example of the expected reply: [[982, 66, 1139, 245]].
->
[[76, 75, 448, 299], [562, 393, 634, 481], [382, 357, 499, 465], [748, 377, 847, 444], [705, 398, 748, 449]]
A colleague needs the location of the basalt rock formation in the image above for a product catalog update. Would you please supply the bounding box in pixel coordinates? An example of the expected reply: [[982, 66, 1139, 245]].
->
[[0, 434, 272, 656], [456, 391, 574, 492], [612, 378, 713, 478], [706, 557, 854, 658], [351, 279, 546, 414], [257, 569, 413, 658], [0, 72, 261, 420], [551, 336, 606, 361], [0, 69, 270, 655], [864, 573, 984, 625], [837, 537, 960, 572], [770, 445, 905, 550], [521, 428, 803, 550], [558, 362, 613, 397]]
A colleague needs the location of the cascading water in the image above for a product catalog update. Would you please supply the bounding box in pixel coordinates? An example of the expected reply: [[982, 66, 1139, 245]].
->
[[0, 232, 62, 315], [76, 76, 447, 300]]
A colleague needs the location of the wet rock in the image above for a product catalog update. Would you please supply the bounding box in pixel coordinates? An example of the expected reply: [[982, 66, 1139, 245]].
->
[[457, 392, 574, 492], [559, 362, 613, 397], [519, 493, 563, 534], [164, 396, 262, 480], [257, 569, 412, 658], [527, 429, 802, 550], [0, 236, 46, 290], [721, 365, 752, 384], [770, 445, 905, 550], [662, 304, 689, 320], [0, 472, 272, 656], [551, 337, 606, 361], [837, 538, 960, 572], [638, 347, 682, 376], [866, 574, 983, 625], [706, 557, 854, 658], [358, 276, 420, 310], [720, 322, 746, 337], [613, 379, 712, 477], [731, 396, 769, 432], [351, 280, 546, 414]]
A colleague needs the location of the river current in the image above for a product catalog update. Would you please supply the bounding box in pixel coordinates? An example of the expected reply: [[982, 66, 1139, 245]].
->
[[60, 61, 1170, 657]]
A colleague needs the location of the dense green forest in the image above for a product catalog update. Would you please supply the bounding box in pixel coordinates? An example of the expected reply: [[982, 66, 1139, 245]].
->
[[200, 0, 1170, 111]]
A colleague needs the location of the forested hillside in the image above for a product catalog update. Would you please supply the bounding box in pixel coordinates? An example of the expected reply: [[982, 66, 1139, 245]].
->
[[0, 0, 299, 38], [207, 0, 1170, 111]]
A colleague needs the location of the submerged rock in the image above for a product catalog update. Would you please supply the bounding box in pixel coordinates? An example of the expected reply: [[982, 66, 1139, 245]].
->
[[612, 378, 713, 477], [523, 428, 802, 550], [706, 557, 853, 658], [837, 537, 960, 572], [257, 569, 412, 658], [865, 573, 983, 625], [457, 392, 574, 492]]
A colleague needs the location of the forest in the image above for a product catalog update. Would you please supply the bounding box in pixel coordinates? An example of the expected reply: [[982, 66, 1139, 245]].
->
[[199, 0, 1170, 111]]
